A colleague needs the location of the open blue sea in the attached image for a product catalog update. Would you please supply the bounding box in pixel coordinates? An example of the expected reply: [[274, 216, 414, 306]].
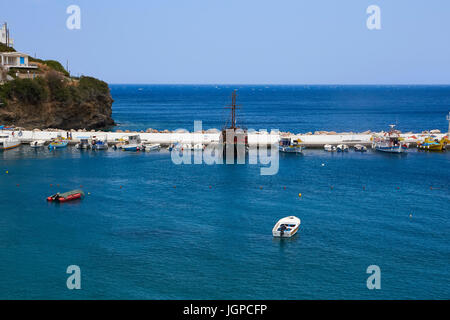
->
[[0, 85, 449, 299]]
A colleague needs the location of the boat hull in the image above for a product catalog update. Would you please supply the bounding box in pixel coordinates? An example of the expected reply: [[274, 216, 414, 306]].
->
[[279, 146, 302, 153]]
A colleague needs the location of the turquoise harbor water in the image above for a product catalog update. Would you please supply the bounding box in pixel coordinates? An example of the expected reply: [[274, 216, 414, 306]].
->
[[0, 85, 449, 299]]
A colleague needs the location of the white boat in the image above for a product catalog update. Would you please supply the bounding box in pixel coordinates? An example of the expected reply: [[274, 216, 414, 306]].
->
[[324, 144, 336, 152], [336, 144, 349, 152], [0, 134, 21, 151], [75, 137, 91, 149], [92, 137, 108, 150], [143, 143, 161, 152], [354, 144, 367, 152], [120, 135, 143, 151], [279, 137, 303, 153], [272, 216, 301, 238], [30, 140, 45, 148]]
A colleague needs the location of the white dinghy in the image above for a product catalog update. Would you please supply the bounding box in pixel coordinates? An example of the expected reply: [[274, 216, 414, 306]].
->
[[272, 216, 301, 238]]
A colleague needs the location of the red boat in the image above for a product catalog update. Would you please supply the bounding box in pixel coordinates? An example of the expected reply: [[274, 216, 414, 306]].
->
[[47, 189, 85, 202]]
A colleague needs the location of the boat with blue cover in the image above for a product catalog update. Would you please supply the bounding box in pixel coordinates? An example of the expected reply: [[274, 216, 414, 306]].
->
[[48, 139, 68, 150]]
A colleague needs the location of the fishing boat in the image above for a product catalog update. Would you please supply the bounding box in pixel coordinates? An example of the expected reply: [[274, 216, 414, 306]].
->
[[272, 216, 301, 238], [30, 140, 45, 148], [324, 144, 336, 152], [417, 136, 447, 151], [92, 137, 108, 150], [143, 143, 161, 152], [0, 134, 21, 150], [47, 189, 85, 202], [336, 144, 349, 152], [279, 137, 303, 153], [48, 139, 68, 150], [372, 125, 406, 153], [354, 144, 367, 152], [120, 135, 143, 151], [75, 137, 91, 149]]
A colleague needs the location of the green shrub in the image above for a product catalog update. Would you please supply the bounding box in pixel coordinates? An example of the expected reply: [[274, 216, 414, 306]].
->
[[29, 57, 69, 77], [1, 78, 48, 105], [0, 43, 16, 52], [78, 76, 109, 98]]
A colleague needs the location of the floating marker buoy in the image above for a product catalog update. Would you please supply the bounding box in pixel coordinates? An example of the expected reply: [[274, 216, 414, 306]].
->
[[321, 163, 325, 167], [88, 192, 91, 195], [5, 171, 8, 174], [409, 214, 412, 218], [298, 193, 302, 197]]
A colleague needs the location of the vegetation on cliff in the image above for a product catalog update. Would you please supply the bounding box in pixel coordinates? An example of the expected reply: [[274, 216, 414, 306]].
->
[[0, 46, 115, 130]]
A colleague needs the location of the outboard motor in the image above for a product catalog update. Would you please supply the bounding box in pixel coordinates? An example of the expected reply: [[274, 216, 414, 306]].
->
[[280, 224, 287, 237]]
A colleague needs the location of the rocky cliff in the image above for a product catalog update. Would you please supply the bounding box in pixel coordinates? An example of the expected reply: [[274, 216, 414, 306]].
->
[[0, 50, 115, 130]]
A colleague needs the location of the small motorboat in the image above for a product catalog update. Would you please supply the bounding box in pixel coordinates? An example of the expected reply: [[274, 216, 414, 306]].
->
[[279, 137, 303, 153], [75, 137, 91, 150], [47, 189, 85, 202], [92, 138, 108, 150], [120, 135, 142, 151], [143, 143, 161, 152], [336, 144, 349, 152], [272, 216, 301, 238], [354, 144, 367, 152], [30, 140, 45, 148], [324, 144, 336, 152], [48, 140, 68, 150]]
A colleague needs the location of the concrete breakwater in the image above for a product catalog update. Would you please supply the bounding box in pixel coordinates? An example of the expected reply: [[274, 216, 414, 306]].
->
[[7, 128, 448, 148]]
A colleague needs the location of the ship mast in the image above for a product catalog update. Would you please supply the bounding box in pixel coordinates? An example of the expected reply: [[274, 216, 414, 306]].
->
[[225, 90, 240, 129]]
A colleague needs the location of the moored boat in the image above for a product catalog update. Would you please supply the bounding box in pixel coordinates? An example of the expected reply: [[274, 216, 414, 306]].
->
[[417, 136, 447, 151], [0, 134, 21, 151], [354, 144, 367, 152], [47, 189, 85, 202], [48, 140, 68, 150], [279, 137, 303, 153], [120, 135, 143, 151], [372, 125, 406, 153], [75, 137, 91, 149], [324, 144, 336, 152], [143, 143, 161, 152], [336, 144, 349, 152], [92, 137, 108, 150], [30, 140, 45, 148], [272, 216, 301, 238]]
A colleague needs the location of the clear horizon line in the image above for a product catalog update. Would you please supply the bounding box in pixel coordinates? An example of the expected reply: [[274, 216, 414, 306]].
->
[[106, 83, 450, 86]]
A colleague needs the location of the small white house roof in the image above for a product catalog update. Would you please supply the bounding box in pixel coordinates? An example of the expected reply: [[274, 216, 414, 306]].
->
[[0, 51, 29, 57]]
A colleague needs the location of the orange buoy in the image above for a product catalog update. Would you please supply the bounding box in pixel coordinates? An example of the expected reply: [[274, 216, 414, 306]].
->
[[298, 193, 302, 197]]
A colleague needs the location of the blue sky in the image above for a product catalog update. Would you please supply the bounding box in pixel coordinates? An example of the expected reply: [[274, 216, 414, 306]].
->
[[1, 0, 449, 84]]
